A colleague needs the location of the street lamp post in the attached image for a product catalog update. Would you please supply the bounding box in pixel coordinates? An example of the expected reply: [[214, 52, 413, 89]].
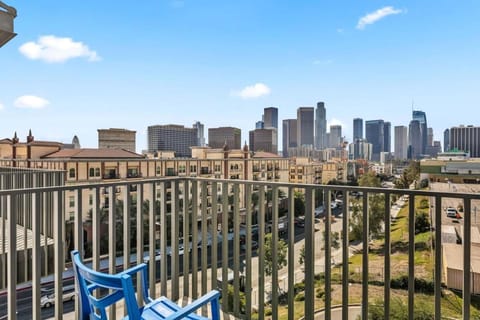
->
[[0, 1, 16, 47]]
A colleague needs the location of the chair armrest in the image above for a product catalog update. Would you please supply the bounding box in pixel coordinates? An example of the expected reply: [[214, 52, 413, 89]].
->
[[119, 262, 151, 305], [164, 290, 220, 320], [120, 263, 147, 277]]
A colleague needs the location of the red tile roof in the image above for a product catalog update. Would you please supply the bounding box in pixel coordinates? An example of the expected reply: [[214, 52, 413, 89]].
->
[[42, 148, 144, 159]]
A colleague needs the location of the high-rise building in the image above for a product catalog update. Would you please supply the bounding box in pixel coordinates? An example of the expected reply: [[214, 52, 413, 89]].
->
[[208, 127, 241, 149], [427, 127, 434, 147], [412, 110, 428, 154], [263, 107, 278, 129], [408, 120, 422, 159], [147, 124, 198, 157], [255, 121, 264, 129], [315, 102, 327, 150], [98, 128, 136, 152], [353, 118, 363, 142], [329, 125, 342, 148], [444, 129, 450, 152], [249, 128, 278, 154], [449, 125, 480, 157], [297, 107, 314, 147], [348, 139, 372, 160], [394, 126, 408, 160], [193, 121, 206, 147], [365, 120, 384, 162], [384, 122, 391, 153], [282, 119, 297, 157]]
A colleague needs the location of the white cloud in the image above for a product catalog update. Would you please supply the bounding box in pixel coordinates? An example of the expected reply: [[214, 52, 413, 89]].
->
[[357, 6, 403, 30], [14, 95, 50, 109], [233, 83, 271, 99], [19, 35, 100, 63], [0, 102, 4, 110]]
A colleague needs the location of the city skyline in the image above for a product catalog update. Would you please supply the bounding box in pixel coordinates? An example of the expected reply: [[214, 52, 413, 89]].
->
[[1, 1, 479, 152]]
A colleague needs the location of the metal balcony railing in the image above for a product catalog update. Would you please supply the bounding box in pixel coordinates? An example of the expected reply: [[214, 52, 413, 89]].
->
[[0, 176, 480, 319]]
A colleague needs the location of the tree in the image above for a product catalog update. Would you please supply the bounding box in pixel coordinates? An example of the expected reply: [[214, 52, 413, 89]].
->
[[359, 172, 382, 188], [298, 244, 305, 267], [264, 233, 288, 276], [294, 191, 305, 217], [323, 231, 340, 250], [394, 161, 420, 189]]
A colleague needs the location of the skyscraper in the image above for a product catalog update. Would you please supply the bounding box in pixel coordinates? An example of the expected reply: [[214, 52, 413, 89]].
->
[[148, 124, 198, 157], [427, 127, 434, 147], [249, 128, 278, 154], [208, 127, 241, 149], [353, 118, 363, 142], [449, 125, 480, 157], [282, 119, 297, 157], [394, 126, 408, 160], [263, 107, 278, 129], [408, 120, 422, 159], [315, 102, 327, 150], [329, 125, 342, 148], [297, 107, 314, 147], [384, 122, 391, 153], [412, 110, 428, 154], [365, 120, 385, 162], [193, 121, 206, 147], [444, 129, 450, 152]]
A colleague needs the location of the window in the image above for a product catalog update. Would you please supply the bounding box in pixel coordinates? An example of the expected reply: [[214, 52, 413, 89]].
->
[[89, 194, 93, 206], [89, 168, 95, 177], [69, 168, 75, 178], [214, 164, 221, 172], [69, 196, 75, 208], [156, 166, 161, 175], [190, 165, 197, 173], [179, 165, 186, 173], [95, 168, 100, 177]]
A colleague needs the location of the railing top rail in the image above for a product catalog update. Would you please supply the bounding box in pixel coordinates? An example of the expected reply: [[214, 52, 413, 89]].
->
[[1, 175, 479, 200]]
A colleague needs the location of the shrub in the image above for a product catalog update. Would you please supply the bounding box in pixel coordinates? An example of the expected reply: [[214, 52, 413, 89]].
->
[[265, 308, 273, 316], [294, 282, 305, 294], [294, 292, 305, 301], [415, 211, 431, 234], [316, 288, 325, 299]]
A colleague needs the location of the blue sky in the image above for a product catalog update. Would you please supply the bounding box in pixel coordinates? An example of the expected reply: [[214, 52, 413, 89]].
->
[[1, 1, 479, 152]]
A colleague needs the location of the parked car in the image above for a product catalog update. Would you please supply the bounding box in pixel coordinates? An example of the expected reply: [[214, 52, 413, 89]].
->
[[446, 207, 460, 218], [294, 217, 305, 228], [40, 285, 76, 308]]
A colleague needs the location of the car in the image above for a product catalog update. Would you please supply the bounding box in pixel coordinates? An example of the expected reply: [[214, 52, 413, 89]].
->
[[40, 285, 76, 308], [294, 217, 305, 228], [446, 207, 459, 218]]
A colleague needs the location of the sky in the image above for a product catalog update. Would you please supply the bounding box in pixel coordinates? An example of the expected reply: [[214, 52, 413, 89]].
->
[[1, 1, 479, 153]]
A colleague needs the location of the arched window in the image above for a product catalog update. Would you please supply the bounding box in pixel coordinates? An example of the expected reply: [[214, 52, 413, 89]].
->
[[69, 168, 75, 178]]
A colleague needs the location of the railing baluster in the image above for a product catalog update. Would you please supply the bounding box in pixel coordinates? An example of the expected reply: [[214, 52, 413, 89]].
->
[[108, 186, 116, 319], [192, 180, 199, 299], [435, 196, 442, 320], [73, 189, 83, 320], [93, 187, 100, 273], [342, 191, 349, 320], [304, 187, 315, 320], [148, 181, 156, 299], [245, 183, 253, 319], [384, 192, 391, 320], [201, 181, 208, 297], [54, 190, 64, 320], [287, 186, 295, 320], [183, 180, 190, 297], [325, 190, 332, 320], [362, 192, 369, 320], [258, 184, 266, 320], [171, 181, 179, 301], [233, 183, 240, 318], [271, 186, 279, 320], [32, 191, 41, 320], [221, 182, 229, 313], [123, 185, 132, 316], [210, 182, 218, 297], [7, 194, 17, 320], [408, 195, 415, 320], [463, 198, 471, 320], [160, 182, 168, 296]]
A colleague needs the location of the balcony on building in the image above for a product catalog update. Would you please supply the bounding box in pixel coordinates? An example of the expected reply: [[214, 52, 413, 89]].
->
[[1, 170, 480, 320]]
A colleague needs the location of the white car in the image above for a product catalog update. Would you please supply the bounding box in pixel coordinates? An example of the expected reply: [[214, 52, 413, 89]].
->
[[40, 285, 76, 308]]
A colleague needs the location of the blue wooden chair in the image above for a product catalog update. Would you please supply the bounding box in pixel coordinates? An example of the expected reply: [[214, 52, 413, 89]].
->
[[71, 250, 220, 320]]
